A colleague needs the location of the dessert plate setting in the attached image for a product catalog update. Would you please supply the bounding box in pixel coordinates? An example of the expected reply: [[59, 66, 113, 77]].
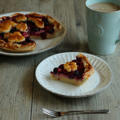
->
[[0, 11, 66, 56], [35, 52, 112, 98]]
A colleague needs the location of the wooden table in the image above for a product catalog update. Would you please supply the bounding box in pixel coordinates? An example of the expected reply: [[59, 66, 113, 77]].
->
[[0, 0, 120, 120]]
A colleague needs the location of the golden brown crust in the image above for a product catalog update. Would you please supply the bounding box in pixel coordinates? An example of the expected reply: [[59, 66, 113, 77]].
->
[[0, 20, 16, 33], [28, 17, 44, 28], [4, 32, 25, 42], [51, 74, 88, 86], [27, 12, 45, 17], [47, 15, 62, 31], [12, 13, 27, 22], [27, 13, 62, 32], [64, 62, 77, 72], [0, 39, 6, 48], [16, 23, 28, 32], [0, 17, 2, 21], [0, 39, 36, 52]]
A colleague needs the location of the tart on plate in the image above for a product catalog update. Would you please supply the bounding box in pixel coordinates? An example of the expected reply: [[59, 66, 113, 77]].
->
[[51, 54, 94, 86], [0, 12, 63, 52]]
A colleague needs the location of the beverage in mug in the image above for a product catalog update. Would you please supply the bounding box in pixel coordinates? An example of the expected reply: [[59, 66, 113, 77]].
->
[[88, 2, 120, 13]]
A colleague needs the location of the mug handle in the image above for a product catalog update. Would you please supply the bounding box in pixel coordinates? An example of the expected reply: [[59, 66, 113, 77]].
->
[[115, 40, 120, 44], [115, 32, 120, 44]]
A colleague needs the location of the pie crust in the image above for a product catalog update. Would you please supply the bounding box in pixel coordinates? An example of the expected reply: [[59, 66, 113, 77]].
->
[[0, 12, 63, 52]]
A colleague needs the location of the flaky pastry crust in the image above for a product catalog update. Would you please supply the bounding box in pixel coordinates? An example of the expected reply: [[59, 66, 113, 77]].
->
[[12, 13, 27, 22], [0, 20, 16, 33], [16, 23, 28, 32], [4, 32, 25, 42]]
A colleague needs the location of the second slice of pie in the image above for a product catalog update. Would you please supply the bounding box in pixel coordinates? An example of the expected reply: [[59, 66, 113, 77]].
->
[[50, 54, 94, 86]]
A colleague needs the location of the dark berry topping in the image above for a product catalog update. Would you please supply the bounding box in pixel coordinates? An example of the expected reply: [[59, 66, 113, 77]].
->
[[69, 74, 74, 79], [10, 27, 17, 33], [45, 24, 54, 34], [26, 37, 30, 41], [31, 26, 40, 32], [42, 17, 49, 26], [22, 32, 29, 38], [52, 57, 85, 79], [59, 64, 64, 69], [53, 68, 58, 74], [74, 70, 80, 76], [27, 20, 34, 25], [76, 57, 82, 62], [27, 21, 40, 32], [2, 16, 11, 21], [16, 37, 33, 45], [48, 28, 54, 34], [58, 68, 62, 72], [72, 60, 76, 62], [0, 33, 4, 39]]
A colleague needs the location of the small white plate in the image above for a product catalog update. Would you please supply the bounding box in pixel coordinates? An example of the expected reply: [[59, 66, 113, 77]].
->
[[0, 11, 66, 56], [35, 52, 112, 98]]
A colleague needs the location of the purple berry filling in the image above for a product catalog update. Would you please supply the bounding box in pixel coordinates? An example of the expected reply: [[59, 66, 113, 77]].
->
[[51, 58, 85, 80], [0, 33, 4, 39], [16, 37, 34, 45]]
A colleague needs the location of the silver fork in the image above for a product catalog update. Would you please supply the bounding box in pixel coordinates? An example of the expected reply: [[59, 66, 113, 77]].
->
[[41, 108, 110, 117]]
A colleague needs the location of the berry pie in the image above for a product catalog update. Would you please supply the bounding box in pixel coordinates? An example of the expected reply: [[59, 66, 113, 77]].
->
[[51, 54, 94, 86], [0, 12, 63, 52]]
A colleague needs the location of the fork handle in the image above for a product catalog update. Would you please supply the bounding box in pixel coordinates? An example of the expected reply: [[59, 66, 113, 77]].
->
[[61, 109, 109, 115]]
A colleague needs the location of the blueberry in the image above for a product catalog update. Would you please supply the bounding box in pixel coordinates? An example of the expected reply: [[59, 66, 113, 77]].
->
[[31, 27, 40, 32], [10, 27, 17, 33], [26, 37, 30, 41], [53, 68, 58, 74], [58, 68, 62, 72], [21, 41, 27, 45], [0, 33, 4, 39], [3, 17, 10, 21], [42, 17, 49, 26], [69, 75, 74, 79], [48, 28, 54, 34], [45, 24, 54, 34], [6, 17, 11, 20], [76, 57, 82, 62], [59, 64, 64, 69], [74, 70, 80, 76], [72, 60, 76, 62], [27, 21, 35, 26]]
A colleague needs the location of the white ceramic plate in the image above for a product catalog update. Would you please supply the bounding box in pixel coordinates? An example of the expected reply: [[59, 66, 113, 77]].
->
[[0, 11, 66, 56], [35, 52, 112, 98]]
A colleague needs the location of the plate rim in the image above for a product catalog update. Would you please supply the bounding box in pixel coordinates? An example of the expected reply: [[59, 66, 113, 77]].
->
[[0, 11, 66, 56], [35, 52, 113, 98]]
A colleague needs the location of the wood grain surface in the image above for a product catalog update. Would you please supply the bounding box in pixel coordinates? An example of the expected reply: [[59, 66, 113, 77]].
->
[[0, 0, 120, 120]]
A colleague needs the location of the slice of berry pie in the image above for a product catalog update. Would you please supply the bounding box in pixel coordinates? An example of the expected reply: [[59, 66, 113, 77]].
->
[[50, 54, 94, 86]]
